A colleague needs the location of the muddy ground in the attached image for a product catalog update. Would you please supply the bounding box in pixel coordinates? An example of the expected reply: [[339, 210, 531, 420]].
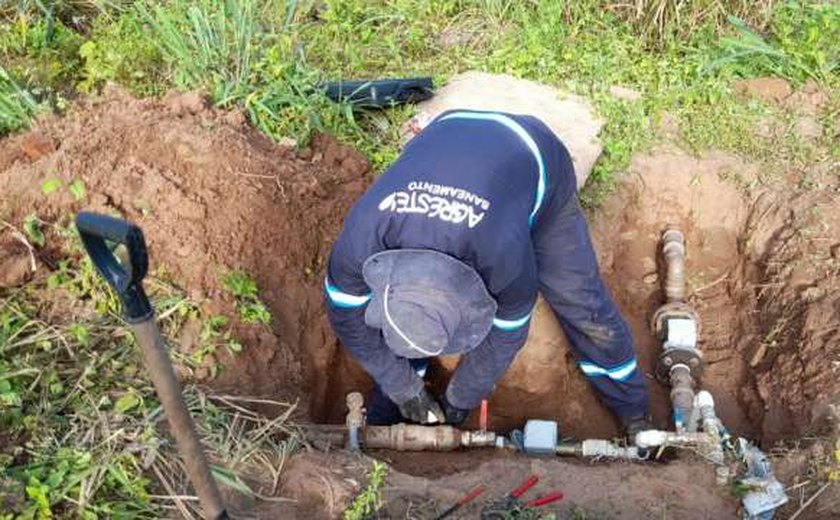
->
[[1, 88, 838, 518]]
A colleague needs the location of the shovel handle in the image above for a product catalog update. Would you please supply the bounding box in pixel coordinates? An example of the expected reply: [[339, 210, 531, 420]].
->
[[132, 320, 228, 520], [75, 212, 152, 323], [75, 212, 227, 519]]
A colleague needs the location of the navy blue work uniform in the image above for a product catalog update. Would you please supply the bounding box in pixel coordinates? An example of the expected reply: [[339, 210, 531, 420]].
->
[[325, 109, 649, 423]]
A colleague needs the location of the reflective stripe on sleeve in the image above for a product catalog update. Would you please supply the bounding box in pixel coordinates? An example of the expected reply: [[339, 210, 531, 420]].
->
[[324, 277, 371, 308], [492, 312, 532, 331]]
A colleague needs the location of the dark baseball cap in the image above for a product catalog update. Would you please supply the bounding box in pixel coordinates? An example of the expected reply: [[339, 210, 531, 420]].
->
[[362, 249, 497, 358]]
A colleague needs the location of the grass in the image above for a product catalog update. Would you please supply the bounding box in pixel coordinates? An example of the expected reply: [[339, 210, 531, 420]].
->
[[0, 219, 298, 518], [0, 66, 39, 134], [711, 3, 840, 85], [2, 0, 838, 181]]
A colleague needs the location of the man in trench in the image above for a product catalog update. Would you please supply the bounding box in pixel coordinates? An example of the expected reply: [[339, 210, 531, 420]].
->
[[325, 109, 651, 438]]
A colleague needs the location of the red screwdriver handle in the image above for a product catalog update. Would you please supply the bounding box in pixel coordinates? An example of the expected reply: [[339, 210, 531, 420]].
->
[[527, 491, 565, 508], [510, 475, 539, 498]]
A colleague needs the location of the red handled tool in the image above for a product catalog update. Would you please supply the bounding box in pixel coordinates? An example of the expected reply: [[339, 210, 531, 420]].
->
[[524, 491, 565, 508], [481, 474, 564, 519], [434, 484, 487, 519], [508, 474, 539, 501]]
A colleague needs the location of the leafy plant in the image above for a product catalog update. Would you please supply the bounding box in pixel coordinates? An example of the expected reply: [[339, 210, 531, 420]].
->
[[22, 213, 45, 247], [344, 461, 387, 520], [0, 66, 39, 134], [0, 16, 85, 96], [41, 178, 62, 194], [78, 10, 164, 95], [69, 179, 86, 200], [222, 270, 272, 325]]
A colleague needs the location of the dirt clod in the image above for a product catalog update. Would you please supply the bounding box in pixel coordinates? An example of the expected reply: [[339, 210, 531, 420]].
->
[[0, 239, 33, 288], [18, 132, 56, 161], [736, 77, 793, 104]]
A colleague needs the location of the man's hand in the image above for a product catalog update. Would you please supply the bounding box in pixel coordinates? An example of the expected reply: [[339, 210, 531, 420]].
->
[[397, 388, 445, 424], [440, 394, 470, 426], [621, 414, 654, 444]]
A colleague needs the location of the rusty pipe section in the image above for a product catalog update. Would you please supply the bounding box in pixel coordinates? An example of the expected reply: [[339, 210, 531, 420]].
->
[[362, 424, 497, 451], [662, 228, 686, 303], [669, 364, 695, 433]]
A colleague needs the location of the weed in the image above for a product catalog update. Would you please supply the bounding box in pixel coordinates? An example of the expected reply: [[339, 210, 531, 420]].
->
[[222, 270, 271, 325], [69, 179, 86, 201], [134, 0, 361, 148], [21, 213, 44, 248], [0, 66, 39, 135], [610, 0, 774, 47], [182, 314, 243, 379], [78, 10, 164, 95], [710, 3, 840, 85], [0, 17, 84, 96], [343, 460, 387, 520], [0, 0, 123, 30]]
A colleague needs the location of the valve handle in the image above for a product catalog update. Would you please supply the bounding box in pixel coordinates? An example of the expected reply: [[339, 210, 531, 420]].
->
[[75, 212, 152, 323]]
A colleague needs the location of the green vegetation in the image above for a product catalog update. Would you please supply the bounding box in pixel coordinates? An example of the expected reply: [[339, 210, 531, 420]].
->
[[0, 225, 296, 518], [221, 270, 271, 325], [1, 0, 837, 194], [712, 3, 840, 85], [0, 66, 39, 134], [343, 460, 387, 520]]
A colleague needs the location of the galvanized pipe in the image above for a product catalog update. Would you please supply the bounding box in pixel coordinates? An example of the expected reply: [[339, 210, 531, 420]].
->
[[362, 424, 496, 451], [556, 440, 644, 460]]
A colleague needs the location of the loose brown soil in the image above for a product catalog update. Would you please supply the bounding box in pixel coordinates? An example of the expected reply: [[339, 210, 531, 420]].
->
[[2, 88, 838, 518], [0, 87, 369, 417]]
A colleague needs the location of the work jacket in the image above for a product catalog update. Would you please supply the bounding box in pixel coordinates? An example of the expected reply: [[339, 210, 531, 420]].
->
[[324, 109, 578, 409]]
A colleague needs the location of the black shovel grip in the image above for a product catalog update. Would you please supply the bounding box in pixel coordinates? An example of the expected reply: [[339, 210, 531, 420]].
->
[[75, 212, 153, 323]]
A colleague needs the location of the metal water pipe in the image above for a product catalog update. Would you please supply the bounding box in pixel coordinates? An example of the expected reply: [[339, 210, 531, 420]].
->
[[651, 228, 703, 433]]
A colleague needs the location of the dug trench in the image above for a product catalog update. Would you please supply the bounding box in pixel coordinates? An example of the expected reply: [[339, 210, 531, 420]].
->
[[318, 148, 840, 448], [1, 90, 838, 517]]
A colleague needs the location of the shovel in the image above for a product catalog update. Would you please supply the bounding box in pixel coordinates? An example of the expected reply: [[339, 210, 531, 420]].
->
[[76, 212, 227, 520]]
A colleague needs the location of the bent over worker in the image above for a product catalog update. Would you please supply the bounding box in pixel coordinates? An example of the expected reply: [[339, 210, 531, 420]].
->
[[325, 109, 651, 438]]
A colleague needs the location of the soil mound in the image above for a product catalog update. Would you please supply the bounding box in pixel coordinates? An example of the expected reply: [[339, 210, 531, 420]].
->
[[0, 87, 369, 411]]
